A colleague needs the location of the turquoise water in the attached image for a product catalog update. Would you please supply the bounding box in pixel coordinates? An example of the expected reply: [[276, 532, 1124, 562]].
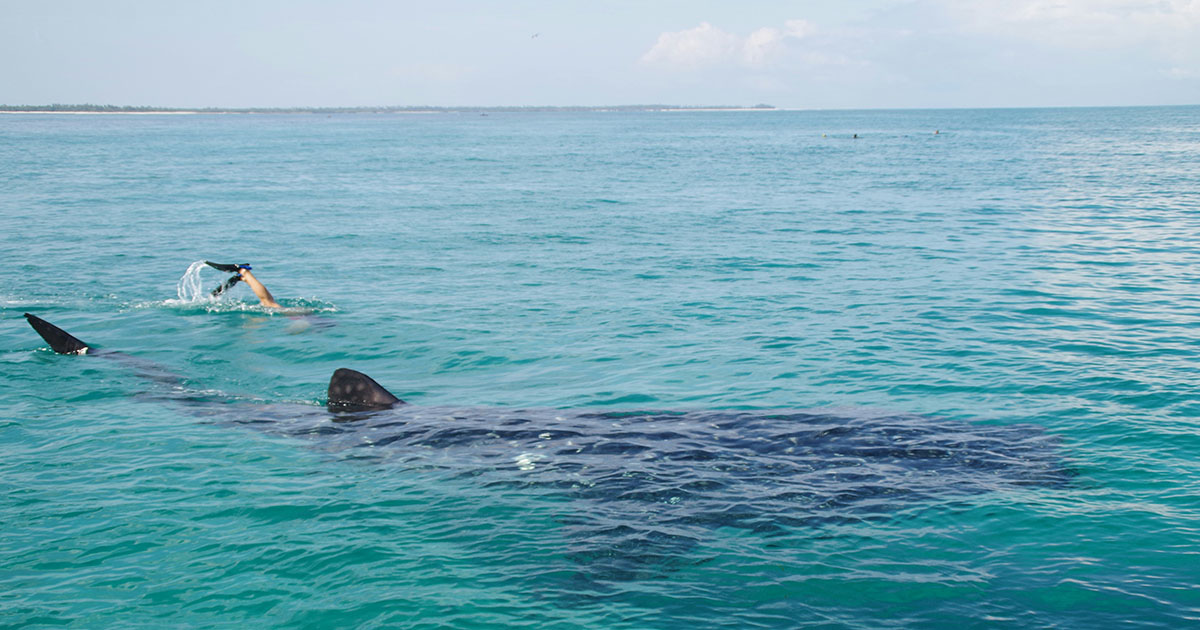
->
[[2, 107, 1199, 628]]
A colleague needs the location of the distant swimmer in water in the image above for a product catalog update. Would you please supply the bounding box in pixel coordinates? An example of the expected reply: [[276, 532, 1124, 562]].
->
[[206, 262, 281, 308]]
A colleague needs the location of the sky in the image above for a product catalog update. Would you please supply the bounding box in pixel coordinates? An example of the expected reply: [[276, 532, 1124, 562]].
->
[[2, 0, 1198, 109]]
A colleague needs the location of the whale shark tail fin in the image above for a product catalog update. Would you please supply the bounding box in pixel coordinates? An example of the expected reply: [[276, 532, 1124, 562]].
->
[[327, 368, 403, 411], [24, 313, 92, 355]]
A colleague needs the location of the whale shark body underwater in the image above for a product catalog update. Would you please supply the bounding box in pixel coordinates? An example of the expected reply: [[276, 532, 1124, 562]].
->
[[23, 313, 1071, 580]]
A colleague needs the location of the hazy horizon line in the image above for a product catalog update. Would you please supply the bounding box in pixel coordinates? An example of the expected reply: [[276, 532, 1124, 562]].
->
[[2, 103, 1197, 114]]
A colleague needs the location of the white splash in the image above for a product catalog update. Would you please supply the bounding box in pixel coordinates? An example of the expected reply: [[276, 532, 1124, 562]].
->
[[176, 260, 220, 303]]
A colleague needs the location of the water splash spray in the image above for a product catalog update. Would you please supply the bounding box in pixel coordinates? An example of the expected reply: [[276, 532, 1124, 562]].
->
[[176, 260, 220, 303]]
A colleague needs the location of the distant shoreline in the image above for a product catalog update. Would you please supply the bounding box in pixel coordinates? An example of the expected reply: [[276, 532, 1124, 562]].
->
[[0, 104, 776, 115]]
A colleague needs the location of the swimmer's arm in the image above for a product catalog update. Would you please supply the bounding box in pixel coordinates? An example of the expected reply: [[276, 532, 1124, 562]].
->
[[238, 268, 281, 308]]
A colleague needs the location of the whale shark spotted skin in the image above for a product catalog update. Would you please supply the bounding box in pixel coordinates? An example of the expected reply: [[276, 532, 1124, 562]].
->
[[23, 313, 1071, 579]]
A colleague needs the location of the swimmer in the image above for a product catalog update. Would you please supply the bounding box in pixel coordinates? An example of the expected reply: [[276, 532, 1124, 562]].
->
[[205, 262, 281, 308]]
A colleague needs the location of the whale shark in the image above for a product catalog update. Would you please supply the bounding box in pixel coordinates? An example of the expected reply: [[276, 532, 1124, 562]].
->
[[23, 312, 1071, 580]]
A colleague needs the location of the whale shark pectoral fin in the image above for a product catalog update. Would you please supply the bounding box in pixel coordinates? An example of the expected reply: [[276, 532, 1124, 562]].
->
[[327, 368, 403, 411], [24, 313, 93, 355]]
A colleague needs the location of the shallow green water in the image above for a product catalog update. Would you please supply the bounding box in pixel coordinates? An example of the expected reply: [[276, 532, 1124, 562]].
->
[[2, 107, 1199, 628]]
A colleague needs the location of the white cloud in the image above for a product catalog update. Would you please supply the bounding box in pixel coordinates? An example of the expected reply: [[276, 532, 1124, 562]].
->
[[641, 20, 816, 69], [742, 27, 783, 66], [640, 22, 739, 68], [944, 0, 1200, 45], [634, 3, 1198, 107], [939, 0, 1200, 79], [785, 19, 816, 39]]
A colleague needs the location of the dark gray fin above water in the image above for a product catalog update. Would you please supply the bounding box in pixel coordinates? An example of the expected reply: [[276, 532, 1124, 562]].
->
[[327, 368, 403, 411], [24, 313, 92, 355]]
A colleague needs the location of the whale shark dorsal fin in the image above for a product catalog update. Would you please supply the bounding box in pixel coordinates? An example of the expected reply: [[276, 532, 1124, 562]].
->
[[24, 313, 92, 355], [327, 368, 403, 410]]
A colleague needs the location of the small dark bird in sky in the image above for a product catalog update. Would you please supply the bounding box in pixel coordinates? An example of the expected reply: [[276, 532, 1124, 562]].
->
[[532, 33, 540, 39]]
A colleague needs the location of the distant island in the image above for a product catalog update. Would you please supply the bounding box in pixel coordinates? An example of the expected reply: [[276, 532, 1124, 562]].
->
[[0, 103, 776, 114]]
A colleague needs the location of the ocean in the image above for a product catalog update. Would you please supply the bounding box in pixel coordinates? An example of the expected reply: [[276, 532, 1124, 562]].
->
[[2, 107, 1198, 628]]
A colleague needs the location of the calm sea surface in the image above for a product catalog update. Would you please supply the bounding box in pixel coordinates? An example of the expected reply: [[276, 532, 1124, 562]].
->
[[2, 107, 1199, 628]]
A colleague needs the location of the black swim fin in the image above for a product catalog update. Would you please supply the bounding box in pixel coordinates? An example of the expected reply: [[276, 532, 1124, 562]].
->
[[327, 368, 403, 411], [24, 313, 92, 355], [205, 261, 250, 273], [211, 275, 241, 297]]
